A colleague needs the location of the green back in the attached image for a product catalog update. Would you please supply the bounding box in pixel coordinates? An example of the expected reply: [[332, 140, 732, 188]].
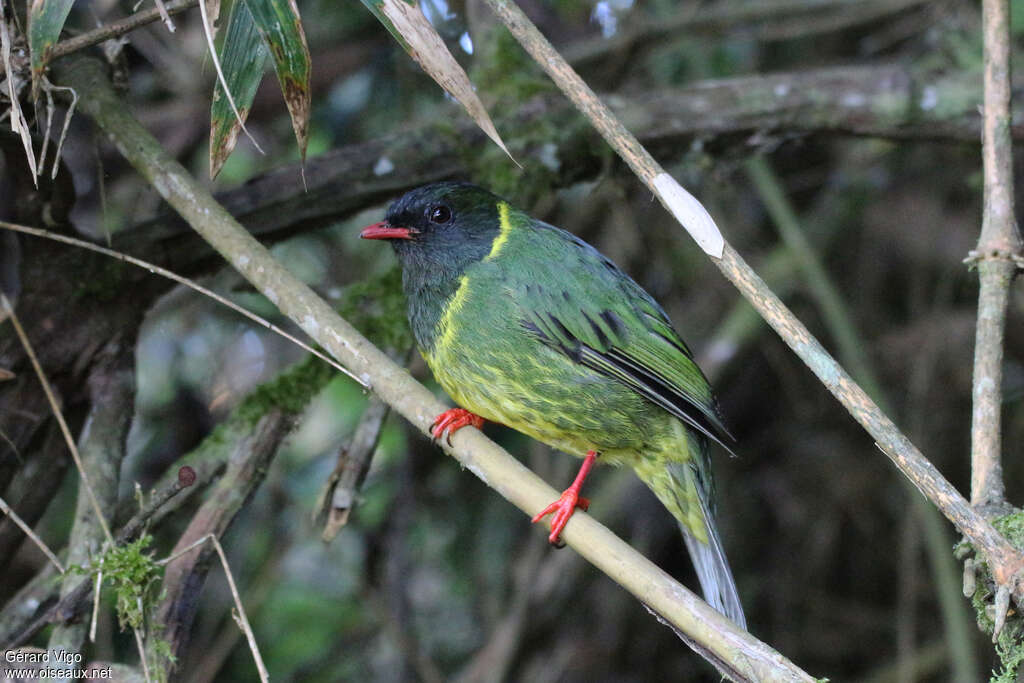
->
[[480, 204, 732, 449]]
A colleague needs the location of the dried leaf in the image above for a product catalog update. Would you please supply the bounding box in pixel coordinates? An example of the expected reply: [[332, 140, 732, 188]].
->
[[361, 0, 513, 161], [243, 0, 311, 163], [209, 0, 267, 178], [2, 4, 38, 185], [206, 0, 223, 33]]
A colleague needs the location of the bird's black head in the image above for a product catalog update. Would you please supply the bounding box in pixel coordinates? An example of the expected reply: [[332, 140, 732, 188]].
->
[[360, 182, 504, 285]]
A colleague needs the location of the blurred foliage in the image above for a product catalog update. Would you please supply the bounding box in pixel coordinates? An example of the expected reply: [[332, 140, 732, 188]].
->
[[3, 0, 1024, 682]]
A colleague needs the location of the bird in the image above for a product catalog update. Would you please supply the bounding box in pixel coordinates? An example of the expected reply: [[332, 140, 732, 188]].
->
[[360, 181, 745, 627]]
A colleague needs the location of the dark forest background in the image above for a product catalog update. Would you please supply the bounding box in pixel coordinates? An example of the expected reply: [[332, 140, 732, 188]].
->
[[2, 0, 1024, 681]]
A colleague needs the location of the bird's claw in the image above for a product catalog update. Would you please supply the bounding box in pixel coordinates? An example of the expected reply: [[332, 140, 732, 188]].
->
[[532, 490, 590, 546], [430, 408, 484, 445]]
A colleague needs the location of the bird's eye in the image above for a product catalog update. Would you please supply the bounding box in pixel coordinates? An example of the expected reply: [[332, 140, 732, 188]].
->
[[429, 205, 452, 224]]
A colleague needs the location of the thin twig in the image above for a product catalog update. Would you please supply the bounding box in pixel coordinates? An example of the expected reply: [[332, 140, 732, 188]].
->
[[316, 395, 392, 541], [134, 622, 152, 683], [482, 0, 1024, 591], [90, 565, 102, 642], [969, 0, 1023, 510], [189, 517, 288, 683], [0, 220, 367, 389], [0, 294, 115, 545], [210, 535, 268, 683], [317, 346, 412, 541], [0, 494, 65, 573], [154, 534, 269, 682], [43, 80, 76, 181], [117, 467, 197, 544], [1, 448, 230, 649], [153, 0, 175, 32], [0, 426, 68, 575], [49, 0, 199, 62]]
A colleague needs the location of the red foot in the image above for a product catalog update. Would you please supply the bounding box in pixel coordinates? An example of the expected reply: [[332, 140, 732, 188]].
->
[[532, 451, 597, 546], [431, 408, 484, 445]]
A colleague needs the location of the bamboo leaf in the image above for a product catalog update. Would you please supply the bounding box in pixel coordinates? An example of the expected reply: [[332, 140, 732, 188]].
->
[[360, 0, 513, 161], [27, 0, 74, 90], [200, 0, 265, 162], [210, 0, 268, 178], [243, 0, 311, 163]]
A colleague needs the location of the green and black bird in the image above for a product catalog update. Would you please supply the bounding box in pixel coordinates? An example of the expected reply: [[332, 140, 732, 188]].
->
[[361, 182, 745, 627]]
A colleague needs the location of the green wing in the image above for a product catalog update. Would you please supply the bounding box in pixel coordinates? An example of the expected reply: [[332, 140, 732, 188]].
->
[[507, 218, 733, 450]]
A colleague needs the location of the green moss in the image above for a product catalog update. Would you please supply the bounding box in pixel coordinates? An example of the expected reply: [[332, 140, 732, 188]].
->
[[336, 266, 411, 352], [993, 513, 1024, 544], [71, 534, 176, 681], [224, 267, 410, 429], [234, 353, 337, 427], [74, 535, 162, 630], [470, 29, 553, 103], [959, 511, 1024, 682]]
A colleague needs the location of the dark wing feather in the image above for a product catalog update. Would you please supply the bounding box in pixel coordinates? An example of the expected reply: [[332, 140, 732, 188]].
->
[[511, 221, 733, 450]]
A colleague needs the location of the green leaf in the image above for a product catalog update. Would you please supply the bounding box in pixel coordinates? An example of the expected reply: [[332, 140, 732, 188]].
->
[[27, 0, 75, 89], [243, 0, 312, 163], [360, 0, 513, 161], [210, 0, 268, 178]]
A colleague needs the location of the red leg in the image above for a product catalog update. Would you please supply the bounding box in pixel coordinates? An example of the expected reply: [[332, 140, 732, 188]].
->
[[532, 451, 597, 546], [431, 408, 484, 445]]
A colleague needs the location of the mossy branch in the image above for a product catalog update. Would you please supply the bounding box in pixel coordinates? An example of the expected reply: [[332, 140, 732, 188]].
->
[[54, 55, 816, 682], [481, 0, 1024, 598]]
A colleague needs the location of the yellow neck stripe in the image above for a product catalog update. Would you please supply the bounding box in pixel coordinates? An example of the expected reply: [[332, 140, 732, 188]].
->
[[485, 201, 513, 262], [433, 202, 509, 355], [434, 274, 470, 354]]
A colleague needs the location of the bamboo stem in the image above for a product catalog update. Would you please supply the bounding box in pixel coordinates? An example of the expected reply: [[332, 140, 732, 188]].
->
[[482, 0, 1024, 588]]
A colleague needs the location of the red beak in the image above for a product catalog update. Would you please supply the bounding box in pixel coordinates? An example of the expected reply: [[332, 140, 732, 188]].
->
[[359, 221, 417, 240]]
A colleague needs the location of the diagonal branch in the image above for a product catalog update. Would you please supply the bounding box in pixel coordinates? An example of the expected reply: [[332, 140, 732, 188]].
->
[[54, 55, 816, 682], [480, 0, 1024, 590], [151, 411, 288, 681], [48, 0, 199, 62]]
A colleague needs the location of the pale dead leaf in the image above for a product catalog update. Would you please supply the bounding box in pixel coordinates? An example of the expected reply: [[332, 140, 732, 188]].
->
[[1, 6, 39, 186], [377, 0, 514, 162]]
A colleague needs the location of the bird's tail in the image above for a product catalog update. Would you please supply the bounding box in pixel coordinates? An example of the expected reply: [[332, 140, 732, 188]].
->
[[635, 436, 746, 629]]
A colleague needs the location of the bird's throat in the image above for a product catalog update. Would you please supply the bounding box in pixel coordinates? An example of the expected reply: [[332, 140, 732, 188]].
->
[[404, 270, 467, 354]]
